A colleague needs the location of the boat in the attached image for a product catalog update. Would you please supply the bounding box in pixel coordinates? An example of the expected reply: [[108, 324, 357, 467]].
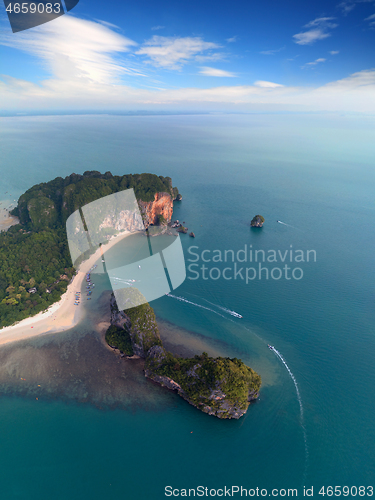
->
[[268, 344, 275, 350], [232, 312, 242, 318]]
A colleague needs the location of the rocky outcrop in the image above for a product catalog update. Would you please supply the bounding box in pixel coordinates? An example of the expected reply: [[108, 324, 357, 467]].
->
[[144, 350, 260, 419], [108, 294, 261, 420], [110, 293, 162, 358], [138, 192, 174, 228], [250, 215, 265, 227]]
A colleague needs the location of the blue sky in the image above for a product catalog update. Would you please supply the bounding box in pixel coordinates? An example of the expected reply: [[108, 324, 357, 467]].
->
[[0, 0, 374, 112]]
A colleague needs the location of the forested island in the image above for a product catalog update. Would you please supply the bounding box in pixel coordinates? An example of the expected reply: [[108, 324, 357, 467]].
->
[[0, 171, 179, 328], [108, 291, 261, 419]]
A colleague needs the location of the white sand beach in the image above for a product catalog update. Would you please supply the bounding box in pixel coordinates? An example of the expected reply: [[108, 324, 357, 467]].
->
[[0, 230, 134, 346], [0, 206, 19, 232]]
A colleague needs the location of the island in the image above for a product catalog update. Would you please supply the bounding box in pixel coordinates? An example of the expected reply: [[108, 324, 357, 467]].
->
[[107, 291, 261, 419], [250, 215, 265, 227], [0, 171, 180, 328]]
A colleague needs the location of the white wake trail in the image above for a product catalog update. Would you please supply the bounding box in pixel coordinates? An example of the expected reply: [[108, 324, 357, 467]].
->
[[270, 346, 309, 479], [165, 294, 227, 319], [272, 347, 304, 418], [277, 220, 302, 231], [187, 294, 243, 318]]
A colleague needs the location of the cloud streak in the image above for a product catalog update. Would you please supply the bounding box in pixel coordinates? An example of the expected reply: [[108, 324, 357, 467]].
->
[[199, 67, 236, 77], [136, 36, 221, 69], [260, 47, 285, 55], [338, 0, 374, 15], [301, 58, 326, 69], [254, 81, 284, 88], [293, 17, 338, 45], [364, 13, 375, 25]]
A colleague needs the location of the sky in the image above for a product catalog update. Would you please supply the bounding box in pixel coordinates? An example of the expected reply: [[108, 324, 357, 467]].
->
[[0, 0, 374, 113]]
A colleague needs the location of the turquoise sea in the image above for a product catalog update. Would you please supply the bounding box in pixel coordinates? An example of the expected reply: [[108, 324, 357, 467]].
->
[[0, 113, 374, 499]]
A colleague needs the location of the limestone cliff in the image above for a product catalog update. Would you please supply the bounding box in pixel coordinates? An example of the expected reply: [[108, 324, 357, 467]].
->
[[138, 192, 174, 228], [110, 293, 162, 358]]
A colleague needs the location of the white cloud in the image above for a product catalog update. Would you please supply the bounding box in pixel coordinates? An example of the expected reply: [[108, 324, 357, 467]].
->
[[136, 36, 221, 69], [226, 36, 237, 43], [0, 16, 138, 84], [364, 13, 375, 25], [293, 17, 338, 45], [293, 29, 331, 45], [304, 17, 338, 28], [0, 16, 374, 113], [151, 25, 165, 31], [302, 58, 327, 68], [260, 47, 285, 55], [2, 70, 375, 113], [95, 20, 121, 30], [319, 68, 375, 89], [339, 0, 374, 15], [199, 67, 237, 77], [254, 80, 284, 88], [329, 50, 340, 54]]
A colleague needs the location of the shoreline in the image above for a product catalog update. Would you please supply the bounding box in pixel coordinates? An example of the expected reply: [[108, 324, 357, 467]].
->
[[0, 230, 136, 347], [0, 202, 19, 232]]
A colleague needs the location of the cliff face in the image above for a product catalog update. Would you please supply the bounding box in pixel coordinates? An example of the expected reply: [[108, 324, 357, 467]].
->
[[138, 192, 174, 228], [110, 293, 162, 358], [99, 210, 143, 233]]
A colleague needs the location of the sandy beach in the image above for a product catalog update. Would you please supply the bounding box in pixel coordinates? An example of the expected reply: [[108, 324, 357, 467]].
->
[[0, 230, 134, 346], [0, 205, 19, 232]]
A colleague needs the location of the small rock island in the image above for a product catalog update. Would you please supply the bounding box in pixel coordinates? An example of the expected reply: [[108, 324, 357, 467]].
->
[[250, 215, 265, 227], [106, 291, 261, 419]]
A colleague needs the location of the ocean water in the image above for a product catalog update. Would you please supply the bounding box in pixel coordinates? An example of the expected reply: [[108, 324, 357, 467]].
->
[[0, 113, 375, 499]]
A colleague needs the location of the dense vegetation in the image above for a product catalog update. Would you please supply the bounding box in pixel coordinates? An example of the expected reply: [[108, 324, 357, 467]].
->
[[0, 171, 178, 328], [146, 349, 261, 416], [124, 301, 163, 353], [109, 289, 162, 356], [105, 325, 134, 356]]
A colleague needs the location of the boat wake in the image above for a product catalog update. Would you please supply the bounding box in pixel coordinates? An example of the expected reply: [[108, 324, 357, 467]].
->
[[268, 345, 309, 479], [111, 277, 139, 287], [200, 299, 242, 318], [166, 293, 242, 318], [165, 294, 227, 319], [277, 220, 301, 231]]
